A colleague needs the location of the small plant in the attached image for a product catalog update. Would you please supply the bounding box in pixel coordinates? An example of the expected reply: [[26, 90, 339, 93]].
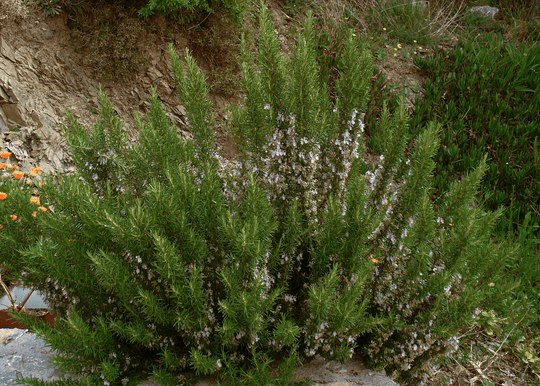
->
[[366, 0, 463, 46], [38, 0, 62, 18], [374, 49, 387, 60]]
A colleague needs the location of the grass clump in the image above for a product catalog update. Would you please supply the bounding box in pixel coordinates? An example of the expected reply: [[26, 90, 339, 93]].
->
[[366, 0, 463, 46]]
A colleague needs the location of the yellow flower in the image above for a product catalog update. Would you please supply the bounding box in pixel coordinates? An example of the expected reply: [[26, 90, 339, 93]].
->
[[13, 171, 24, 179], [414, 40, 417, 43], [383, 28, 386, 31], [394, 53, 397, 57], [397, 43, 402, 49], [0, 152, 11, 159], [352, 33, 356, 36], [488, 283, 495, 287], [0, 192, 6, 200], [419, 46, 423, 50]]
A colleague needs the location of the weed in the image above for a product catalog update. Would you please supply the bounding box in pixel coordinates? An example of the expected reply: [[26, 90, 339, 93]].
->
[[366, 0, 463, 46]]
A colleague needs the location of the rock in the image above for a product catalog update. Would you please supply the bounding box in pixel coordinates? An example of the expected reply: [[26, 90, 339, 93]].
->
[[467, 6, 499, 21], [0, 328, 399, 386]]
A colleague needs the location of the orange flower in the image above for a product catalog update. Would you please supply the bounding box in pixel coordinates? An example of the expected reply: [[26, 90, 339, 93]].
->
[[8, 165, 18, 170], [30, 196, 40, 205], [0, 152, 11, 159], [10, 215, 17, 221], [372, 258, 379, 263], [0, 163, 6, 169], [0, 192, 6, 200], [488, 283, 495, 287], [38, 206, 47, 212], [13, 171, 24, 179], [31, 167, 41, 176], [39, 182, 46, 187], [32, 211, 36, 217], [0, 224, 3, 228]]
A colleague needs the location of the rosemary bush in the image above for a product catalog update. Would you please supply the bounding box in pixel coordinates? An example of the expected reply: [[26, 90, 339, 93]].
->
[[0, 5, 520, 386]]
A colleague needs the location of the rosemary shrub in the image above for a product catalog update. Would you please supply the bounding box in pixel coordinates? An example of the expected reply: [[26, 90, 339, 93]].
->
[[0, 5, 519, 386]]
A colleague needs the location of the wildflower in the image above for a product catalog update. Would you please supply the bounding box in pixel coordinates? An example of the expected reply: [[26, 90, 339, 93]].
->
[[383, 28, 386, 31], [352, 33, 356, 36], [0, 152, 11, 159], [397, 43, 402, 49], [488, 283, 495, 287], [372, 258, 379, 263], [30, 196, 40, 205], [0, 192, 6, 200], [414, 40, 417, 43], [0, 163, 6, 169], [13, 171, 24, 179], [39, 182, 45, 187], [8, 165, 18, 169], [11, 215, 17, 221], [32, 211, 36, 217], [38, 206, 47, 211], [31, 167, 41, 176]]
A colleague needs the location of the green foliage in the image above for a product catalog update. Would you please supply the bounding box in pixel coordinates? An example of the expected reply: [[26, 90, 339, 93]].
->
[[38, 0, 62, 17], [0, 3, 521, 386], [138, 0, 246, 25], [411, 32, 540, 243]]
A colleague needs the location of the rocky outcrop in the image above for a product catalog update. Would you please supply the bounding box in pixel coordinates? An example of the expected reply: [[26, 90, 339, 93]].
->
[[0, 8, 195, 179], [467, 6, 500, 21]]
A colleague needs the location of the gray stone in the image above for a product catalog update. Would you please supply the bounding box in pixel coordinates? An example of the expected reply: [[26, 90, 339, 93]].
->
[[0, 328, 399, 386], [467, 6, 499, 21]]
